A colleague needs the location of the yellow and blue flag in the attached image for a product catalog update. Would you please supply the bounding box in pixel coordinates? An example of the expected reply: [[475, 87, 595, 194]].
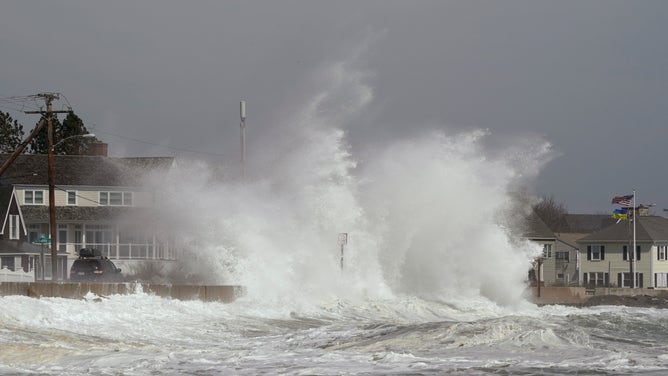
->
[[612, 208, 628, 220]]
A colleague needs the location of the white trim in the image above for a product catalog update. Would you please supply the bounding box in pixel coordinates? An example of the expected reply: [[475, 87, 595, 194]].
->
[[1, 189, 27, 237], [66, 190, 77, 206], [591, 245, 603, 261], [98, 191, 133, 206], [23, 189, 45, 205], [9, 215, 19, 239]]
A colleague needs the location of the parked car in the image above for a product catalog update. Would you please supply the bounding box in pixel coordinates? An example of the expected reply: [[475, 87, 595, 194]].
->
[[69, 248, 123, 282]]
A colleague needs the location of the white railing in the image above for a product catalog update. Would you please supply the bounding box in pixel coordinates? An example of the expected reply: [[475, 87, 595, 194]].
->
[[61, 242, 176, 261], [0, 266, 35, 282]]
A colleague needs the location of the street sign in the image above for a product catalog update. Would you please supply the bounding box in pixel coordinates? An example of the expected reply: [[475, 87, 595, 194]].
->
[[35, 234, 51, 244], [338, 233, 348, 245]]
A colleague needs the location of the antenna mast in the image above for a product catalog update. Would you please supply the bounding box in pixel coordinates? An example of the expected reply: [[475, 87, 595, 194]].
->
[[240, 100, 246, 180]]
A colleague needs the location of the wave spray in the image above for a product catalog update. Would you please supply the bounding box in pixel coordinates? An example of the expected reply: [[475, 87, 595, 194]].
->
[[148, 57, 550, 310]]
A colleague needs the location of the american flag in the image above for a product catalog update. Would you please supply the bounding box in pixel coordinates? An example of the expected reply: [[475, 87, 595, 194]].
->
[[611, 194, 634, 206]]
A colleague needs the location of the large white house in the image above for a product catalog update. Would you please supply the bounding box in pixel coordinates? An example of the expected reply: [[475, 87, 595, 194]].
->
[[0, 153, 177, 280], [577, 214, 668, 289]]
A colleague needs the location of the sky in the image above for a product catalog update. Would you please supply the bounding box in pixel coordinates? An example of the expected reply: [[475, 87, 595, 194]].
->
[[1, 0, 667, 214]]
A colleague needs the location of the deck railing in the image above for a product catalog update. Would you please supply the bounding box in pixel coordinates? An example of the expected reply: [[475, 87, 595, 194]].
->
[[60, 242, 176, 261]]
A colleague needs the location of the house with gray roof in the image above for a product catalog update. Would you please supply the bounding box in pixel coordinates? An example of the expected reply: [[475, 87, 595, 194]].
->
[[0, 153, 176, 280], [577, 215, 668, 289], [522, 213, 561, 286], [529, 213, 621, 287]]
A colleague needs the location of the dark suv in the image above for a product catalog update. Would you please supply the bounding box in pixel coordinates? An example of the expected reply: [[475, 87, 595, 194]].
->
[[69, 248, 123, 282]]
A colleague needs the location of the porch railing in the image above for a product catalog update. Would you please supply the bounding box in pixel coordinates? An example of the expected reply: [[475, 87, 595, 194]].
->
[[60, 242, 176, 261]]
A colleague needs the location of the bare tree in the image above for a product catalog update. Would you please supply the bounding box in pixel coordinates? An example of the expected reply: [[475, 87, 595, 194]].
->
[[533, 195, 568, 233]]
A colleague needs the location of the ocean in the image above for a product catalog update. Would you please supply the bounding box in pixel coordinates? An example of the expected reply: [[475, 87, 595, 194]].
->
[[2, 290, 668, 375]]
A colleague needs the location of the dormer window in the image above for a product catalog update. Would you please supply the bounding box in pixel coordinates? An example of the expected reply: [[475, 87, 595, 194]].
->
[[67, 191, 77, 205], [99, 191, 133, 206], [24, 190, 44, 205]]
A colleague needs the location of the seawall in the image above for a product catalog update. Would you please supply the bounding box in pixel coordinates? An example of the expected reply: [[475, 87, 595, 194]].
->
[[0, 282, 244, 303], [530, 286, 668, 306], [4, 283, 667, 307]]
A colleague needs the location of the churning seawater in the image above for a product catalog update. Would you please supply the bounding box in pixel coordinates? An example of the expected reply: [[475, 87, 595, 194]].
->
[[4, 54, 666, 375], [2, 292, 668, 375]]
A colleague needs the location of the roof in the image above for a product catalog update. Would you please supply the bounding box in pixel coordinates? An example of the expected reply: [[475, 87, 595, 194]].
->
[[0, 239, 67, 255], [20, 206, 157, 222], [577, 216, 668, 243], [523, 213, 555, 240], [561, 214, 617, 233], [557, 232, 589, 249], [0, 154, 175, 187]]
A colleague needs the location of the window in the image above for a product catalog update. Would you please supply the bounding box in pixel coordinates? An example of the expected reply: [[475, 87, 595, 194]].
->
[[109, 192, 123, 205], [9, 215, 19, 240], [1, 257, 15, 271], [584, 272, 608, 287], [58, 224, 67, 248], [557, 273, 564, 280], [556, 251, 570, 261], [28, 224, 41, 243], [587, 245, 605, 261], [625, 245, 641, 260], [656, 273, 668, 288], [618, 272, 644, 288], [85, 224, 112, 245], [24, 190, 44, 205], [67, 191, 77, 205], [99, 191, 133, 206], [543, 244, 552, 258], [123, 192, 133, 206], [619, 272, 633, 288], [659, 245, 667, 261]]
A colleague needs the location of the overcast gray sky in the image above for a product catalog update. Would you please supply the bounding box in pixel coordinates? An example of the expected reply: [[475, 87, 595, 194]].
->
[[2, 1, 667, 214]]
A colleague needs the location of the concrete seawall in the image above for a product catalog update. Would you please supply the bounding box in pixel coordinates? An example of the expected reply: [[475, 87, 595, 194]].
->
[[530, 286, 668, 306], [4, 283, 667, 306], [0, 282, 244, 303]]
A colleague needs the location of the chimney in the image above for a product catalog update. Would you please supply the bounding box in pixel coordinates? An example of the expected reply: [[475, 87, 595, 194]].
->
[[87, 142, 108, 156], [637, 205, 651, 216]]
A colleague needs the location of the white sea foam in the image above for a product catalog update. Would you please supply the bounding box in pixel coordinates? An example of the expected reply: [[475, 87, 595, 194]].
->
[[135, 48, 551, 312], [3, 293, 668, 375]]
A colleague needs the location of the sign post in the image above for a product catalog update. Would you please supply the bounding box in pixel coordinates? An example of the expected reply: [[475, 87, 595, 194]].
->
[[338, 233, 348, 271], [35, 234, 51, 280]]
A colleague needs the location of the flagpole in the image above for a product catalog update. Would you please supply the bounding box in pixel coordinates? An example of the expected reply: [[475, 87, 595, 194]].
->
[[633, 190, 637, 289]]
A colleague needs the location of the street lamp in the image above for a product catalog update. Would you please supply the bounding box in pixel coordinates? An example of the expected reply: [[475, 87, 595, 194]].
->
[[52, 133, 96, 151]]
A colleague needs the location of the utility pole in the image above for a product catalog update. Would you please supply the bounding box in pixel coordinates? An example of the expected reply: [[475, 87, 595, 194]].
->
[[632, 191, 637, 288], [240, 100, 246, 180], [25, 93, 70, 281]]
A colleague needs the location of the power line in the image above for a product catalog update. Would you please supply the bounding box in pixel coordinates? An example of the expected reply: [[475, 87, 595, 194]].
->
[[3, 94, 224, 157], [0, 95, 69, 120], [94, 129, 225, 157], [0, 98, 41, 114], [53, 185, 102, 206]]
